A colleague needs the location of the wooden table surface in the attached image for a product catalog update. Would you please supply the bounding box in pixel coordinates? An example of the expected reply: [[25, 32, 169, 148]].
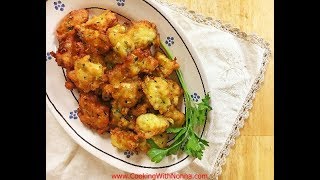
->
[[165, 0, 274, 179]]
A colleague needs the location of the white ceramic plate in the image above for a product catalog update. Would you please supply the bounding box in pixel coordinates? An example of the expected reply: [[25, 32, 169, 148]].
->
[[46, 0, 208, 173]]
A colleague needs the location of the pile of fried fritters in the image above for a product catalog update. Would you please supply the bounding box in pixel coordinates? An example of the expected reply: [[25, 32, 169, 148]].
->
[[51, 9, 185, 152]]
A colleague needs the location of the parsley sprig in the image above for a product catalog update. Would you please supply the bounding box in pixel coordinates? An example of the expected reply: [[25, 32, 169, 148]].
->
[[146, 42, 212, 163]]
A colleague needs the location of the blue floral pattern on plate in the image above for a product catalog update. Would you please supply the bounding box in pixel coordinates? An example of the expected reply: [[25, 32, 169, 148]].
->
[[116, 0, 125, 7], [191, 93, 200, 102], [165, 36, 174, 46], [54, 1, 65, 11], [124, 150, 134, 158], [69, 109, 78, 120], [46, 52, 52, 61]]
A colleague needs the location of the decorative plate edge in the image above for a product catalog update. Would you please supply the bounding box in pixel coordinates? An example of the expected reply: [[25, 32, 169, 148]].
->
[[153, 0, 272, 179]]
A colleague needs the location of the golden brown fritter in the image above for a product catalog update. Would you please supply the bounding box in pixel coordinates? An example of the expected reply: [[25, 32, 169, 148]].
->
[[127, 49, 159, 75], [155, 51, 179, 77], [107, 21, 158, 58], [112, 79, 143, 109], [88, 54, 107, 67], [130, 97, 153, 117], [142, 76, 183, 114], [78, 93, 110, 134], [110, 128, 140, 151], [101, 83, 113, 101], [137, 133, 168, 152], [107, 49, 158, 85], [110, 102, 136, 130], [56, 9, 89, 41], [138, 139, 150, 152], [142, 76, 172, 114], [82, 10, 117, 32], [107, 24, 134, 58], [105, 51, 124, 65], [67, 55, 107, 93], [135, 113, 172, 139], [128, 21, 159, 49], [167, 79, 183, 107], [76, 25, 111, 55], [74, 10, 117, 55], [152, 133, 169, 148], [163, 106, 185, 127], [51, 33, 86, 70]]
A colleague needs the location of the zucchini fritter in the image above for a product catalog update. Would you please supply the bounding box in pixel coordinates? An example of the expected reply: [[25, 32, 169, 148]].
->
[[78, 93, 110, 134], [56, 9, 89, 41], [67, 55, 106, 92], [51, 33, 86, 70], [110, 102, 136, 130], [167, 79, 183, 107], [112, 79, 143, 109], [130, 97, 153, 117], [108, 49, 158, 85], [82, 10, 117, 32], [137, 133, 168, 152], [163, 106, 185, 127], [142, 76, 172, 114], [135, 113, 172, 139], [76, 25, 111, 54], [152, 133, 169, 148], [107, 21, 158, 58], [110, 128, 140, 151], [155, 51, 180, 77]]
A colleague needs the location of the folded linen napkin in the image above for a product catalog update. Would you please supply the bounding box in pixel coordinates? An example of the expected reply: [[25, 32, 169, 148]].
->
[[46, 0, 271, 179]]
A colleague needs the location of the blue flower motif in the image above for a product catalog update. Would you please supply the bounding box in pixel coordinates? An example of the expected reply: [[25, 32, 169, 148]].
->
[[69, 109, 78, 120], [191, 93, 200, 102], [165, 36, 174, 46], [116, 0, 125, 6], [54, 1, 65, 11], [124, 150, 134, 158], [46, 52, 52, 61]]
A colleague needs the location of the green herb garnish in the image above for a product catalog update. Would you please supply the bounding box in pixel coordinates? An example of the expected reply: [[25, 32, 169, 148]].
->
[[147, 42, 212, 163]]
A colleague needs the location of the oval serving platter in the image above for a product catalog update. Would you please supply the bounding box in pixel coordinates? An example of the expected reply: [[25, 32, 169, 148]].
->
[[46, 0, 209, 173]]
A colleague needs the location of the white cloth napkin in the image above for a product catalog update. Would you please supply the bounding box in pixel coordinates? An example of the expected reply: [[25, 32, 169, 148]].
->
[[46, 0, 271, 179]]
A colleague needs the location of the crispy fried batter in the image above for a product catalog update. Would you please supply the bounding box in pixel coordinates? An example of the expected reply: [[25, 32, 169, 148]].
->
[[107, 24, 134, 58], [101, 83, 113, 101], [82, 10, 117, 32], [78, 93, 110, 134], [76, 25, 111, 54], [112, 79, 143, 109], [56, 9, 89, 41], [155, 51, 179, 77], [163, 106, 185, 127], [110, 128, 140, 151], [152, 133, 169, 148], [137, 133, 168, 152], [110, 102, 136, 130], [138, 139, 150, 152], [135, 113, 172, 139], [107, 21, 158, 58], [130, 97, 153, 117], [167, 79, 183, 107], [105, 51, 124, 64], [51, 33, 86, 70], [128, 21, 158, 49], [127, 49, 159, 75], [142, 76, 172, 114], [108, 49, 158, 85], [67, 55, 106, 92]]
